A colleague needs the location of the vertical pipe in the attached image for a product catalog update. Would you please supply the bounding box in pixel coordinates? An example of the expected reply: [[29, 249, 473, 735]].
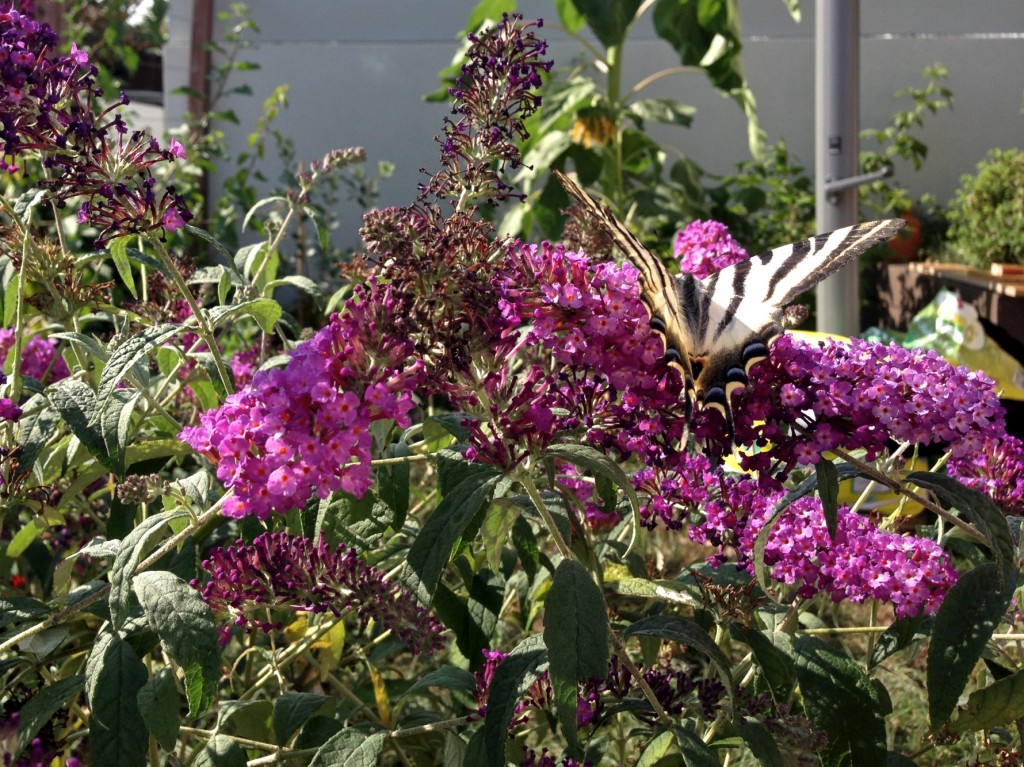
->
[[815, 0, 861, 335]]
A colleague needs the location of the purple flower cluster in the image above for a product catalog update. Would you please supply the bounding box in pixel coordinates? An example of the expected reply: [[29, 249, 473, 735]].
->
[[948, 434, 1024, 515], [673, 219, 750, 279], [0, 6, 190, 244], [0, 327, 69, 384], [646, 455, 960, 617], [727, 334, 1006, 473], [431, 13, 552, 202], [179, 282, 421, 519], [195, 531, 446, 656]]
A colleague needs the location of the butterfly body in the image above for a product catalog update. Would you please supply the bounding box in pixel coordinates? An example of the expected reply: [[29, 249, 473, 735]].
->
[[553, 169, 904, 431]]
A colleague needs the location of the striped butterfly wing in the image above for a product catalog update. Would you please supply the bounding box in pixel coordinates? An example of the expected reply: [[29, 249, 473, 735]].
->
[[553, 170, 903, 430], [686, 219, 904, 425], [553, 169, 700, 411]]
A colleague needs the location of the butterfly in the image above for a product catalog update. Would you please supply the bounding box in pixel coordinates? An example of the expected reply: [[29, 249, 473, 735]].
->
[[553, 169, 904, 434]]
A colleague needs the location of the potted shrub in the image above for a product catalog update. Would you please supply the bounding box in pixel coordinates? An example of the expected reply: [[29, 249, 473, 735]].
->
[[945, 148, 1024, 272]]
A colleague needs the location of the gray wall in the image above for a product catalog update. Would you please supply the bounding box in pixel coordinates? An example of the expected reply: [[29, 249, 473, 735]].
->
[[165, 2, 1024, 248]]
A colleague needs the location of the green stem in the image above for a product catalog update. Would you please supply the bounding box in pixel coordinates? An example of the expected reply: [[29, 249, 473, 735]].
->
[[148, 236, 234, 395], [517, 469, 572, 559]]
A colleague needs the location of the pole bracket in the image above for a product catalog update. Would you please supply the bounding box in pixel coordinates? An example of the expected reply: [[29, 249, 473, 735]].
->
[[824, 165, 893, 204]]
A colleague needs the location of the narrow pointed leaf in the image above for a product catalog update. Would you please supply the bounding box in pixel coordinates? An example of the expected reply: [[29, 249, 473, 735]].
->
[[109, 237, 137, 297], [815, 459, 840, 539], [309, 729, 387, 767], [928, 562, 1013, 728], [133, 571, 221, 716], [274, 692, 330, 745], [952, 668, 1024, 733], [136, 667, 180, 751], [544, 559, 609, 752], [85, 631, 148, 767], [793, 636, 887, 767]]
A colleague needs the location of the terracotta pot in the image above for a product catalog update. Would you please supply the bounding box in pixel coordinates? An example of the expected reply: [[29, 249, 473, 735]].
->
[[886, 211, 923, 262]]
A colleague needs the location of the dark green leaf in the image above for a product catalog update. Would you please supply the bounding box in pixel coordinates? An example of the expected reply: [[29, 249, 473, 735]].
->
[[136, 667, 180, 751], [544, 559, 609, 751], [908, 471, 1015, 587], [793, 636, 887, 767], [98, 323, 181, 406], [273, 692, 330, 745], [46, 379, 107, 464], [573, 0, 642, 47], [434, 581, 496, 667], [192, 734, 246, 767], [108, 510, 188, 629], [403, 666, 478, 698], [85, 631, 148, 767], [635, 730, 677, 766], [734, 716, 784, 767], [816, 459, 840, 539], [407, 467, 500, 597], [546, 443, 641, 521], [481, 634, 549, 766], [102, 390, 139, 478], [16, 393, 59, 473], [952, 668, 1024, 733], [927, 562, 1013, 728], [308, 729, 387, 767], [425, 413, 472, 443], [133, 571, 221, 716], [629, 98, 696, 127], [673, 724, 719, 767], [0, 597, 50, 629], [625, 615, 735, 705], [207, 298, 282, 334], [14, 676, 84, 761], [870, 615, 931, 668], [376, 439, 410, 529]]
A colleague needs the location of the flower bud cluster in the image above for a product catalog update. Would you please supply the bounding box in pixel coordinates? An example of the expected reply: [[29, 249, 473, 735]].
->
[[673, 219, 750, 279], [948, 434, 1024, 515], [195, 531, 446, 656]]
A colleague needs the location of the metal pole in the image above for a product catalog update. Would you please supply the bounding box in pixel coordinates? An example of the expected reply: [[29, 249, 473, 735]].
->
[[815, 0, 861, 335]]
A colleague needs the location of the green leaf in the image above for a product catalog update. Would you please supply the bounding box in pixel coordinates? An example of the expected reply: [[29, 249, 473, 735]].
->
[[734, 716, 784, 767], [433, 581, 496, 666], [870, 615, 931, 668], [625, 615, 735, 705], [109, 237, 137, 298], [45, 379, 109, 471], [85, 631, 149, 767], [136, 667, 180, 751], [16, 393, 59, 473], [544, 559, 609, 751], [480, 634, 549, 766], [573, 0, 642, 47], [927, 562, 1013, 729], [133, 571, 221, 716], [192, 734, 246, 767], [793, 636, 887, 767], [635, 730, 677, 766], [629, 97, 696, 127], [815, 459, 840, 539], [98, 323, 181, 406], [673, 724, 719, 767], [274, 692, 330, 745], [376, 439, 410, 530], [407, 466, 500, 597], [14, 675, 84, 761], [0, 596, 50, 629], [952, 668, 1024, 733], [207, 298, 282, 334], [309, 729, 388, 767], [108, 510, 189, 629], [402, 666, 478, 698], [907, 471, 1015, 587], [266, 274, 325, 302], [102, 390, 140, 478]]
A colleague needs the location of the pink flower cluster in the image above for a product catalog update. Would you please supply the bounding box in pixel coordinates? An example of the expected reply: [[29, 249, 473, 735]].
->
[[948, 434, 1024, 515], [673, 219, 750, 279], [0, 327, 69, 384], [729, 334, 1006, 473], [650, 455, 960, 617], [179, 282, 421, 519]]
